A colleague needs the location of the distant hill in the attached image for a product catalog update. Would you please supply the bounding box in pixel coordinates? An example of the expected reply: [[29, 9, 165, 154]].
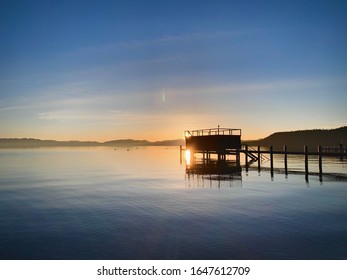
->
[[0, 138, 185, 148], [104, 139, 185, 146], [103, 139, 150, 146], [244, 126, 347, 151], [151, 139, 185, 146], [0, 138, 100, 148]]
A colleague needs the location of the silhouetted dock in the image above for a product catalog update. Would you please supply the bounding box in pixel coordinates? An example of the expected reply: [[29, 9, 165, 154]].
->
[[184, 127, 242, 161], [181, 127, 347, 181]]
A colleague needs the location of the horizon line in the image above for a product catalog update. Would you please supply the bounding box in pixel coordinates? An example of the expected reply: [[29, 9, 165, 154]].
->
[[0, 125, 346, 144]]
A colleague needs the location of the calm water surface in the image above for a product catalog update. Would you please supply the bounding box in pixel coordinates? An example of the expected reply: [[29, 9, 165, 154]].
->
[[0, 147, 346, 259]]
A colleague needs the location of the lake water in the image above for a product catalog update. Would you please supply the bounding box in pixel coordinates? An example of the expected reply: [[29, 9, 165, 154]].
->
[[0, 146, 346, 260]]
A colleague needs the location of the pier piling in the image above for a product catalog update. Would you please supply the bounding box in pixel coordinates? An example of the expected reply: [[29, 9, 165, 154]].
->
[[304, 145, 309, 181], [257, 146, 261, 172], [245, 145, 249, 172], [270, 145, 274, 178], [318, 145, 323, 181], [180, 145, 183, 164], [284, 145, 288, 176]]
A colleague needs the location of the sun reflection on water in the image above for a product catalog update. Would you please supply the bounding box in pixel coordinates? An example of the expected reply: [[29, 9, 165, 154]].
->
[[185, 149, 191, 166]]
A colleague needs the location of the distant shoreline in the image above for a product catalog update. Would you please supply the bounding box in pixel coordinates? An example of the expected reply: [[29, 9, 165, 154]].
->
[[0, 138, 185, 148], [1, 126, 346, 149]]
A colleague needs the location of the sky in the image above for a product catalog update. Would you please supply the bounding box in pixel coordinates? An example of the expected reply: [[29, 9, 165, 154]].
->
[[0, 0, 346, 141]]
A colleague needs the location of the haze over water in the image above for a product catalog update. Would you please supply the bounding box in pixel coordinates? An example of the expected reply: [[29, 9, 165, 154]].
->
[[1, 146, 346, 259]]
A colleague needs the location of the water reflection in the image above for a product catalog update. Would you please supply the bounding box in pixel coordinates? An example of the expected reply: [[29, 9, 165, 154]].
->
[[1, 147, 347, 260], [185, 158, 242, 188]]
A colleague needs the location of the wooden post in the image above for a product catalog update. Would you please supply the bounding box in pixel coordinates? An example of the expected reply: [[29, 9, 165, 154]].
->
[[318, 145, 323, 181], [340, 143, 344, 160], [284, 145, 288, 176], [257, 145, 261, 172], [304, 145, 309, 181], [180, 145, 182, 164], [270, 145, 274, 178], [245, 145, 249, 172]]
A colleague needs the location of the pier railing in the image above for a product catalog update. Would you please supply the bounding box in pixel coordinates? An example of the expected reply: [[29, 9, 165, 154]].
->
[[185, 127, 241, 137]]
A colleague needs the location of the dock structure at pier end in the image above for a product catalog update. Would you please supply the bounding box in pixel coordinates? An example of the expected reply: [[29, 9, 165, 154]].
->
[[184, 127, 242, 161]]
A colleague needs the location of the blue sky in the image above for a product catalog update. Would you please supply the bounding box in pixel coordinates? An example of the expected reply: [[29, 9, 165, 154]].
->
[[0, 0, 346, 141]]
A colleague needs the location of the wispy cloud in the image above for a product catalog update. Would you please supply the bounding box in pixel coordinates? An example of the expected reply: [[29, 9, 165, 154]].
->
[[49, 29, 256, 64], [162, 76, 347, 99], [0, 106, 31, 112], [32, 76, 347, 117], [117, 30, 244, 48], [36, 103, 216, 129]]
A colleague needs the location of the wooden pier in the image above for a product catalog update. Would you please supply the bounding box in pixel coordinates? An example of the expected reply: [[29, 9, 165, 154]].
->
[[181, 127, 347, 181], [241, 144, 347, 181]]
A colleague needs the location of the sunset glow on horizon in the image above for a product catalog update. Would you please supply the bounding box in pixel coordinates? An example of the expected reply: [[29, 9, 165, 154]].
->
[[1, 1, 346, 142]]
